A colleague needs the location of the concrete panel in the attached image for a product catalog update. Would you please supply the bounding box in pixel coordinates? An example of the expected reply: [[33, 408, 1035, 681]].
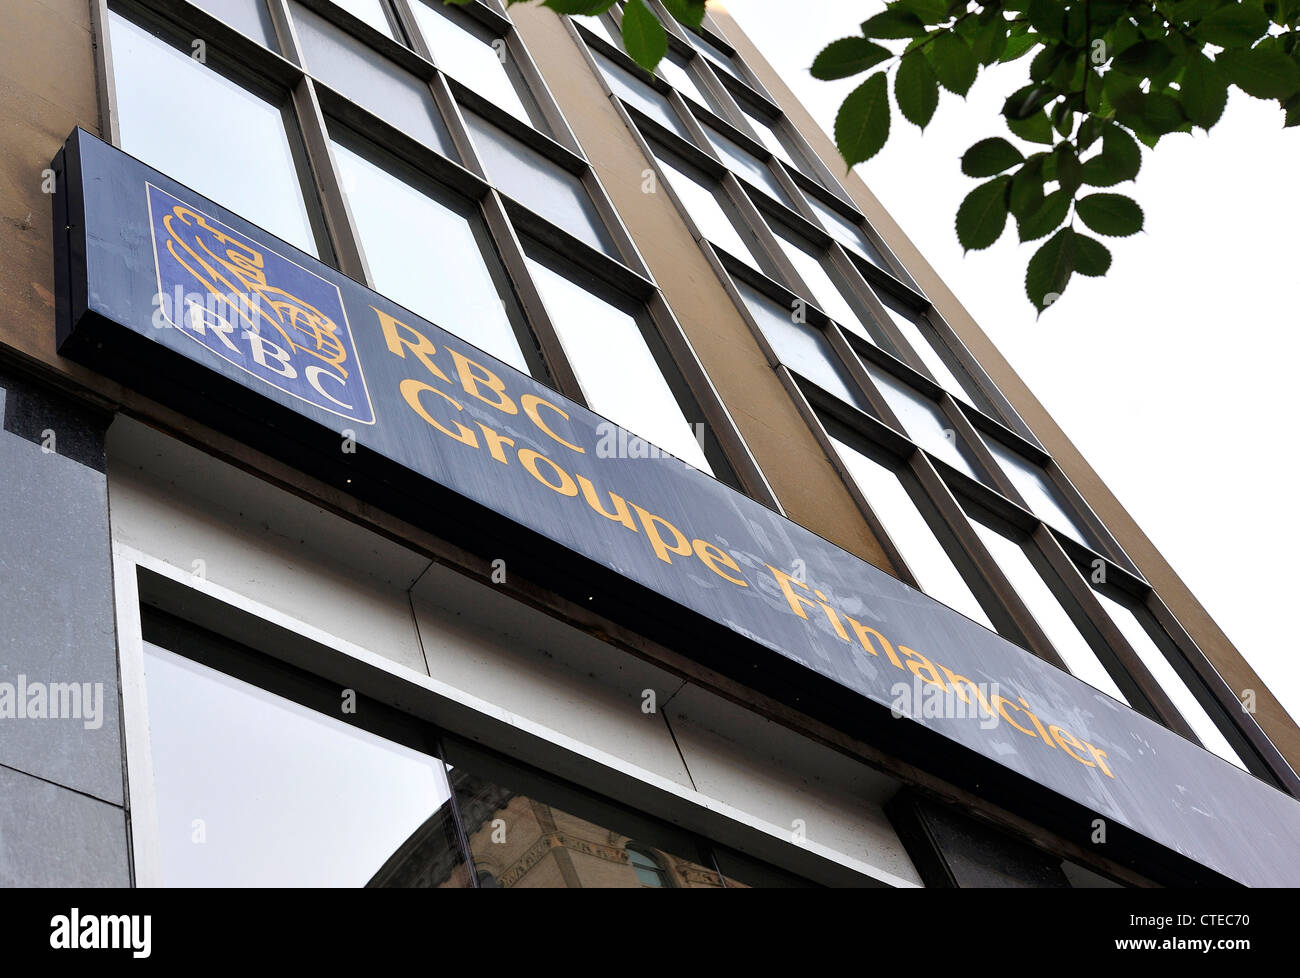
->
[[0, 763, 129, 887], [665, 682, 922, 886], [0, 385, 123, 806], [411, 561, 694, 792], [106, 417, 430, 676]]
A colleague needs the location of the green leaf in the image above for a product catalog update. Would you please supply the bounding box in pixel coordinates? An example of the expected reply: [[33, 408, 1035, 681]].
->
[[1007, 109, 1055, 143], [836, 73, 892, 167], [1054, 144, 1082, 194], [659, 0, 707, 30], [1027, 0, 1064, 40], [1181, 53, 1229, 128], [895, 50, 940, 128], [956, 176, 1011, 251], [895, 0, 950, 22], [1193, 3, 1270, 47], [861, 9, 927, 38], [1081, 126, 1141, 185], [543, 0, 617, 14], [930, 31, 979, 95], [970, 17, 1009, 65], [961, 137, 1025, 176], [1016, 188, 1072, 241], [1003, 83, 1051, 119], [1001, 31, 1041, 63], [1009, 155, 1048, 218], [1285, 92, 1300, 127], [811, 37, 892, 79], [620, 0, 667, 71], [1216, 47, 1300, 100], [1076, 193, 1144, 235], [1113, 90, 1188, 138], [1112, 39, 1175, 76], [1073, 232, 1112, 276], [1026, 227, 1075, 312]]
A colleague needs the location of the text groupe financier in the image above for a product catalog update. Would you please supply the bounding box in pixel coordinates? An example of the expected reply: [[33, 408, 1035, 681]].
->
[[377, 309, 1120, 781]]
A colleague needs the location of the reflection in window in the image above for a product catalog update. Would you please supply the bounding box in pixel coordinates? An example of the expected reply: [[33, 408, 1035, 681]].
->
[[293, 3, 456, 158], [861, 362, 982, 479], [654, 153, 759, 268], [984, 437, 1099, 551], [704, 125, 792, 206], [141, 642, 467, 886], [1091, 589, 1246, 768], [465, 113, 618, 256], [772, 231, 871, 343], [333, 140, 531, 372], [324, 0, 392, 36], [736, 281, 868, 411], [628, 846, 672, 887], [411, 1, 531, 124], [525, 256, 711, 471], [969, 521, 1129, 703], [832, 437, 994, 629], [593, 51, 689, 138], [108, 12, 319, 256]]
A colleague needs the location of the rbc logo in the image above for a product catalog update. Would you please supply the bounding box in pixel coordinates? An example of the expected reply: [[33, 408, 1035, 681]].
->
[[147, 183, 375, 425]]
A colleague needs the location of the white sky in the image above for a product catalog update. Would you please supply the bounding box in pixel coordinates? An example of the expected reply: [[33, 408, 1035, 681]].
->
[[722, 0, 1300, 722]]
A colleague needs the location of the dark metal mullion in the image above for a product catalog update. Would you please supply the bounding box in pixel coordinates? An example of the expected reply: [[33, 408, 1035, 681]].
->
[[719, 172, 822, 304], [907, 460, 1070, 667], [941, 397, 1028, 504], [1030, 526, 1200, 737], [431, 733, 482, 889], [1041, 461, 1140, 572], [824, 245, 935, 369], [1145, 597, 1300, 794]]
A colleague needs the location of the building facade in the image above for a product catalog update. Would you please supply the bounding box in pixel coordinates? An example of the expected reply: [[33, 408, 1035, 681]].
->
[[1, 0, 1298, 887]]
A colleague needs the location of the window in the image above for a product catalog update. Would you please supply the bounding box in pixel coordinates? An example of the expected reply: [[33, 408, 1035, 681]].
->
[[140, 639, 468, 886], [627, 846, 673, 887], [969, 521, 1129, 703], [983, 437, 1100, 551], [411, 1, 531, 124], [703, 124, 792, 206], [739, 106, 798, 170], [771, 230, 871, 343], [108, 11, 319, 256], [831, 436, 994, 629], [873, 294, 974, 403], [653, 152, 759, 269], [525, 254, 711, 472], [1090, 589, 1246, 768], [657, 52, 715, 110], [292, 3, 456, 158], [862, 363, 983, 480], [803, 193, 889, 270], [332, 139, 532, 372], [464, 112, 618, 256], [324, 0, 393, 37], [188, 0, 279, 48], [593, 51, 689, 139], [735, 281, 868, 412], [683, 29, 743, 81]]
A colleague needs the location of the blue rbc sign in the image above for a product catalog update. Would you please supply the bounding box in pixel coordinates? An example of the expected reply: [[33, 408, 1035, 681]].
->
[[147, 183, 375, 425]]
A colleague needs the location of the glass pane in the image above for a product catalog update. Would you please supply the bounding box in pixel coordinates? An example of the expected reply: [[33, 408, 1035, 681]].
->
[[804, 193, 889, 269], [444, 760, 725, 887], [739, 106, 797, 169], [411, 2, 530, 124], [464, 113, 618, 256], [984, 437, 1099, 550], [772, 231, 871, 342], [332, 141, 530, 372], [658, 52, 716, 110], [970, 522, 1130, 703], [831, 437, 994, 629], [324, 0, 392, 36], [862, 362, 983, 479], [735, 281, 868, 411], [704, 125, 792, 206], [684, 29, 743, 81], [874, 295, 974, 404], [592, 51, 689, 138], [108, 12, 318, 256], [654, 153, 759, 268], [574, 12, 619, 45], [525, 256, 711, 471], [1091, 590, 1246, 768], [188, 0, 278, 48], [293, 3, 456, 158], [142, 642, 468, 887]]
